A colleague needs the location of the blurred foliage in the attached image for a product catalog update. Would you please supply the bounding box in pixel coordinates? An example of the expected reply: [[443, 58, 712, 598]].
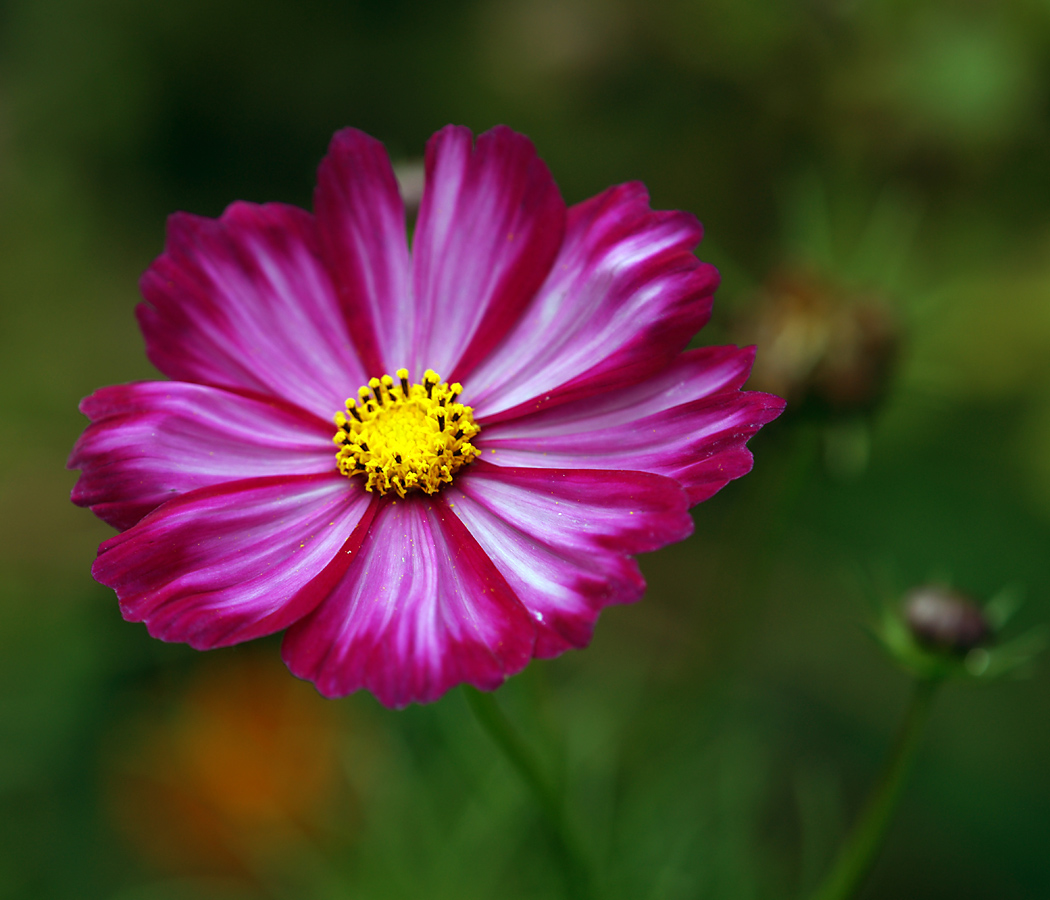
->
[[2, 0, 1050, 898]]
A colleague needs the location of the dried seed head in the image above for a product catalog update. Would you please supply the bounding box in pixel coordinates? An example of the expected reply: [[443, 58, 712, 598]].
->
[[739, 268, 898, 414]]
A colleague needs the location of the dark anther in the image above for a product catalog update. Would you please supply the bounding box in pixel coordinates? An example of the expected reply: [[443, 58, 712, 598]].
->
[[437, 415, 445, 431], [374, 388, 384, 406], [452, 448, 462, 457], [426, 381, 434, 399], [394, 453, 403, 464], [354, 462, 366, 470], [453, 429, 464, 440], [359, 442, 369, 451], [400, 375, 410, 394], [349, 407, 362, 422]]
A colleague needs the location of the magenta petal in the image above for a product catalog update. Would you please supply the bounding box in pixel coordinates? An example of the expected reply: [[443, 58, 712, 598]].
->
[[314, 128, 412, 376], [409, 125, 565, 381], [445, 463, 692, 658], [93, 474, 374, 650], [484, 345, 760, 428], [478, 346, 786, 504], [465, 182, 718, 422], [138, 201, 368, 420], [282, 496, 534, 708], [70, 381, 336, 531]]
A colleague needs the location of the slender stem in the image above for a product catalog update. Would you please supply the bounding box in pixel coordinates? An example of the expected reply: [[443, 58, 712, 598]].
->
[[809, 678, 940, 900], [463, 686, 591, 900]]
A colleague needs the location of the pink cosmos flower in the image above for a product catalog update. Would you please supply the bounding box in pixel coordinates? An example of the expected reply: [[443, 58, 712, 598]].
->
[[69, 125, 785, 708]]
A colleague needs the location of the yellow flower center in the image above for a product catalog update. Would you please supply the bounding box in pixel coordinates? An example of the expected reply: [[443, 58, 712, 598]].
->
[[333, 369, 480, 498]]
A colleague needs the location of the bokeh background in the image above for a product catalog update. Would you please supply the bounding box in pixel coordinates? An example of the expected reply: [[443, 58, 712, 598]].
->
[[2, 0, 1050, 897]]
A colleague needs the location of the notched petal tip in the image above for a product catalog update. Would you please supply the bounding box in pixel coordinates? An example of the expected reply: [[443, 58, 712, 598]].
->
[[68, 381, 337, 532], [314, 124, 410, 377], [465, 180, 719, 422], [474, 341, 785, 509], [137, 197, 369, 418], [443, 465, 692, 665], [412, 122, 566, 382], [281, 498, 535, 708], [91, 475, 371, 651]]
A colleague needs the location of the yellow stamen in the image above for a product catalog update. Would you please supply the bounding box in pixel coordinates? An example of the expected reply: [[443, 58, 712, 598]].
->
[[333, 368, 480, 498]]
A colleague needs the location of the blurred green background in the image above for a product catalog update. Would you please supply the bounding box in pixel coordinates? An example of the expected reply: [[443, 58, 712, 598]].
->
[[2, 0, 1049, 897]]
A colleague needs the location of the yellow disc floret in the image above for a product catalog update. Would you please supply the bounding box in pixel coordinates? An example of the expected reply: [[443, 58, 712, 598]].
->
[[333, 369, 480, 498]]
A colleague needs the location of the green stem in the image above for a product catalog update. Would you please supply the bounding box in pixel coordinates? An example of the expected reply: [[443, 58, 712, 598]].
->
[[463, 686, 591, 900], [809, 678, 940, 900]]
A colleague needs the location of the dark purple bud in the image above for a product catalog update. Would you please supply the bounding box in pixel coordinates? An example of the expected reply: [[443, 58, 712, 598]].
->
[[904, 586, 991, 653]]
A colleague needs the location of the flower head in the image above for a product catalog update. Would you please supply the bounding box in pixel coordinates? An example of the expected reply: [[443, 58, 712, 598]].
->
[[70, 125, 784, 707]]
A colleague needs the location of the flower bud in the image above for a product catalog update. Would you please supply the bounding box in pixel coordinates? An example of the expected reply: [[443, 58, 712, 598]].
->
[[904, 585, 991, 653]]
